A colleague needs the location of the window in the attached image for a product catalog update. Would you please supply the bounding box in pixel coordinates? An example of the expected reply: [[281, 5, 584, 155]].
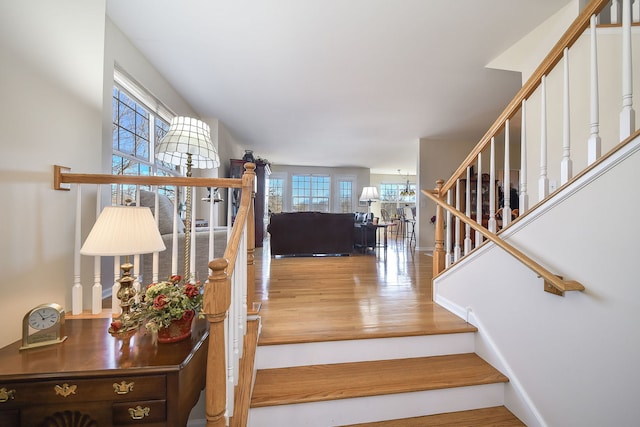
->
[[291, 175, 330, 212], [337, 180, 354, 213], [268, 177, 284, 214], [112, 76, 178, 205], [379, 182, 416, 217]]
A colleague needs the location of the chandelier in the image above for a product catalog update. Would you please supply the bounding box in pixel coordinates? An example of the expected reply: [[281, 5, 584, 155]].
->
[[398, 170, 415, 197]]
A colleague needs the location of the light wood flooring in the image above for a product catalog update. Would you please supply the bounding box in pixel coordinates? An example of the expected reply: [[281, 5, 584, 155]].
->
[[249, 238, 525, 426], [254, 239, 476, 345]]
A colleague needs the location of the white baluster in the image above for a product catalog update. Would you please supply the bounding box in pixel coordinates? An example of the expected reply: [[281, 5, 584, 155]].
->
[[633, 0, 639, 22], [463, 166, 472, 255], [72, 185, 83, 315], [171, 186, 179, 276], [503, 120, 512, 227], [520, 100, 529, 212], [190, 186, 196, 283], [227, 268, 237, 417], [208, 188, 216, 283], [91, 186, 102, 315], [561, 47, 573, 185], [612, 0, 621, 24], [539, 75, 549, 200], [454, 179, 462, 261], [488, 138, 497, 233], [588, 14, 602, 165], [227, 188, 233, 243], [152, 187, 160, 283], [237, 226, 247, 360], [475, 153, 482, 247], [133, 187, 141, 298], [621, 0, 635, 140], [112, 255, 121, 317], [224, 315, 233, 419], [445, 189, 452, 268]]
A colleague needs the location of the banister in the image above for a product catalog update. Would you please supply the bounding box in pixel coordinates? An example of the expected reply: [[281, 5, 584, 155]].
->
[[54, 166, 243, 189], [422, 189, 585, 296], [441, 0, 611, 195], [53, 162, 256, 427]]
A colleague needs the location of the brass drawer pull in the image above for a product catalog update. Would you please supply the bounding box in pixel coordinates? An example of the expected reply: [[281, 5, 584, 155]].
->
[[0, 387, 16, 403], [113, 381, 134, 395], [128, 405, 150, 420], [54, 383, 77, 398]]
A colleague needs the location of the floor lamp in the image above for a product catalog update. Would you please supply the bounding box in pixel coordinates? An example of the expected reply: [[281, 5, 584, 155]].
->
[[156, 117, 220, 282], [359, 186, 379, 221]]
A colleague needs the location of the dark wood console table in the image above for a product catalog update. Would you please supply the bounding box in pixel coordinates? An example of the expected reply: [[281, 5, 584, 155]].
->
[[0, 317, 208, 426]]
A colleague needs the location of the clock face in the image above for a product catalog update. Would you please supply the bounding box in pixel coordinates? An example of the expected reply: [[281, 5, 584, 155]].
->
[[28, 307, 60, 330]]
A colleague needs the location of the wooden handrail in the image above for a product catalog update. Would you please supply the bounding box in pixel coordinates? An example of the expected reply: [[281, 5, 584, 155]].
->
[[54, 166, 243, 189], [422, 189, 584, 296], [441, 0, 611, 195]]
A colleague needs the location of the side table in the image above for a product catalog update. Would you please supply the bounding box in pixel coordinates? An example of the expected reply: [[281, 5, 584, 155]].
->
[[0, 317, 208, 426]]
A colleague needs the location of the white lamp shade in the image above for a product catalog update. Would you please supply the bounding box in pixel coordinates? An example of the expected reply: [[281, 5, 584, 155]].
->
[[80, 206, 166, 256], [156, 116, 220, 169], [359, 186, 379, 201]]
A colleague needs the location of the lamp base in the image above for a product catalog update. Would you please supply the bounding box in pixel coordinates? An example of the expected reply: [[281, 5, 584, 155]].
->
[[116, 262, 136, 316]]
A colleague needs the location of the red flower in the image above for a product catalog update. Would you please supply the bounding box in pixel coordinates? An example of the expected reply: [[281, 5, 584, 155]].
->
[[110, 320, 122, 332], [184, 284, 199, 298], [170, 275, 182, 283], [182, 310, 195, 321], [153, 295, 167, 310]]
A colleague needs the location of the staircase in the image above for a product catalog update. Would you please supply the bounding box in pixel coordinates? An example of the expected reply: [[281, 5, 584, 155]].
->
[[248, 326, 525, 426]]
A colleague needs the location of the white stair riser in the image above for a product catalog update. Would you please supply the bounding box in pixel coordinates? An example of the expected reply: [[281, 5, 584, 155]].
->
[[256, 333, 475, 369], [249, 383, 505, 427]]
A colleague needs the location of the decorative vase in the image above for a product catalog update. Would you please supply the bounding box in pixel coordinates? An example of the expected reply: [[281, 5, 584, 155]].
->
[[242, 149, 255, 163], [157, 311, 194, 343]]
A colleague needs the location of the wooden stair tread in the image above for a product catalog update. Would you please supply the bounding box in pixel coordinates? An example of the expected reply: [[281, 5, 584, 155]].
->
[[251, 353, 508, 408], [339, 406, 526, 426]]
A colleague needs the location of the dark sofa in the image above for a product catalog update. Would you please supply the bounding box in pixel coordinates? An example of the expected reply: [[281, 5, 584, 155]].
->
[[268, 212, 355, 256]]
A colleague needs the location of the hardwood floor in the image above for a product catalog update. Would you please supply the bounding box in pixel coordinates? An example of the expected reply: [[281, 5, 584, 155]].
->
[[249, 238, 525, 426], [254, 239, 476, 346]]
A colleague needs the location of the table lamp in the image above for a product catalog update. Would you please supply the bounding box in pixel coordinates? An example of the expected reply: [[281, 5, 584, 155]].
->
[[359, 186, 379, 219], [155, 117, 219, 282], [80, 206, 166, 316]]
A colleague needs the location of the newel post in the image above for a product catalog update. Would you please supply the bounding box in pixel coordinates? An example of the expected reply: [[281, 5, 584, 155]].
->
[[243, 163, 257, 313], [204, 257, 231, 427], [432, 179, 446, 278]]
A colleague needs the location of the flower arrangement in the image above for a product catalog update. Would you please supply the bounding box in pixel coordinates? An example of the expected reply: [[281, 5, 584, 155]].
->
[[108, 275, 203, 335]]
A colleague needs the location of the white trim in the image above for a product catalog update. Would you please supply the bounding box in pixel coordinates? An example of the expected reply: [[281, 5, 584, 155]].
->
[[114, 65, 174, 122], [433, 292, 547, 427]]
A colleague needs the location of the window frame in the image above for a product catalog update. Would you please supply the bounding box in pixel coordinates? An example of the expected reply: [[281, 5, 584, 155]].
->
[[111, 69, 180, 205]]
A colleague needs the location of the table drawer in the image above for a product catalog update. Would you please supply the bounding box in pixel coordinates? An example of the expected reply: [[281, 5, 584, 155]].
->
[[0, 375, 166, 406], [0, 409, 19, 425], [113, 399, 166, 424]]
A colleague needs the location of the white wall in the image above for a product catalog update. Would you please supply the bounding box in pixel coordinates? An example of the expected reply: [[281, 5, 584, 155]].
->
[[434, 138, 640, 427], [0, 1, 236, 347], [418, 139, 478, 250], [0, 0, 106, 347]]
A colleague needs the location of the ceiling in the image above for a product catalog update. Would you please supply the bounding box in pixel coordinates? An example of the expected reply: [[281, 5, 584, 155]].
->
[[106, 0, 572, 174]]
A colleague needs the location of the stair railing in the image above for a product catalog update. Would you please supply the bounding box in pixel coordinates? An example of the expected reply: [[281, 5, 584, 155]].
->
[[432, 0, 637, 293], [54, 162, 256, 426], [425, 183, 584, 296]]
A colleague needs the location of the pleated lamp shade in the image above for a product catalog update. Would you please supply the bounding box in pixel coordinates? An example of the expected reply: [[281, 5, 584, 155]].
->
[[359, 186, 379, 202], [80, 206, 166, 256]]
